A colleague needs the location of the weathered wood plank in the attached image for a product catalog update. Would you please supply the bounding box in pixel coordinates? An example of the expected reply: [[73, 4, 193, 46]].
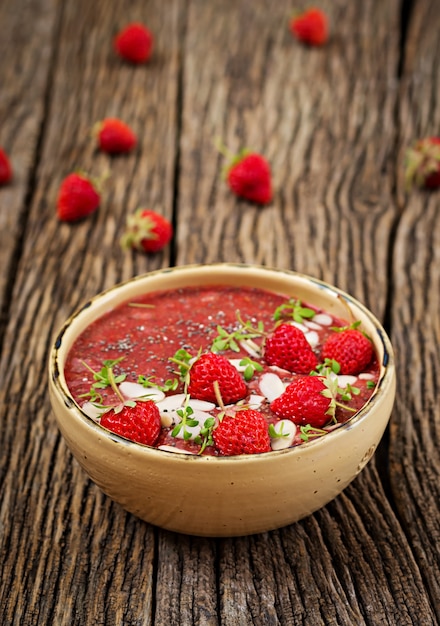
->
[[176, 0, 399, 319], [391, 0, 440, 618], [0, 1, 182, 624], [0, 0, 57, 323]]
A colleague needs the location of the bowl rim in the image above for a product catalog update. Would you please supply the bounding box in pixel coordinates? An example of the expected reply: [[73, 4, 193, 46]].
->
[[49, 262, 395, 462]]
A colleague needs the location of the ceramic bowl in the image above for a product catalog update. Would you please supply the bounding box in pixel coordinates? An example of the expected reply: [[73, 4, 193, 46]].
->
[[48, 263, 396, 537]]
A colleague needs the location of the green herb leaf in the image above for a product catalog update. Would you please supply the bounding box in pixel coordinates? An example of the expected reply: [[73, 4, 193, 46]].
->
[[138, 375, 178, 392], [269, 422, 289, 439], [273, 299, 316, 324], [299, 424, 328, 442], [239, 357, 263, 381]]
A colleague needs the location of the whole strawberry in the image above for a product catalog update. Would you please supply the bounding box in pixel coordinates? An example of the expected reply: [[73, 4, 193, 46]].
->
[[289, 8, 329, 46], [114, 22, 153, 64], [120, 209, 173, 253], [100, 400, 161, 446], [0, 148, 12, 185], [95, 118, 137, 154], [226, 150, 273, 205], [57, 172, 102, 222], [321, 328, 373, 375], [264, 323, 318, 374], [404, 137, 440, 190], [213, 409, 271, 455], [188, 353, 248, 405], [271, 375, 331, 428]]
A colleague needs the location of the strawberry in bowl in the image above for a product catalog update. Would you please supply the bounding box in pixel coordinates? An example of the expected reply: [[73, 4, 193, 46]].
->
[[48, 264, 395, 537]]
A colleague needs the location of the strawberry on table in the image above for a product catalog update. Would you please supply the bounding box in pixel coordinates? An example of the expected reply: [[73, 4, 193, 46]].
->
[[271, 375, 332, 428], [404, 137, 440, 190], [188, 353, 248, 405], [114, 22, 154, 64], [289, 8, 329, 46], [217, 140, 272, 205], [213, 409, 271, 455], [321, 327, 374, 375], [0, 148, 12, 185], [120, 209, 173, 253], [57, 172, 102, 222], [100, 400, 161, 446], [226, 150, 273, 205], [95, 118, 137, 154], [264, 323, 318, 374]]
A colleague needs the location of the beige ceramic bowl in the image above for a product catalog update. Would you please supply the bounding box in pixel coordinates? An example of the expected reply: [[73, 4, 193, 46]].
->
[[48, 263, 395, 537]]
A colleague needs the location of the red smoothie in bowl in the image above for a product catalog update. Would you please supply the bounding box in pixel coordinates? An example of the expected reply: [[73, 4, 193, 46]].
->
[[64, 284, 380, 456]]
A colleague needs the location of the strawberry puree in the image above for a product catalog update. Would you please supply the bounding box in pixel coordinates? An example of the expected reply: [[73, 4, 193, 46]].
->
[[64, 285, 380, 455]]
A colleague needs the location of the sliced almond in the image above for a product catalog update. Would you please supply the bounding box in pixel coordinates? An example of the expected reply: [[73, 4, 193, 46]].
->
[[270, 420, 296, 451], [119, 381, 165, 402], [259, 372, 286, 402]]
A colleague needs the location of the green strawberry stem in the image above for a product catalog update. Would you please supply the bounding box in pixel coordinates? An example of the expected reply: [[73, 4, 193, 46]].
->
[[213, 137, 236, 161]]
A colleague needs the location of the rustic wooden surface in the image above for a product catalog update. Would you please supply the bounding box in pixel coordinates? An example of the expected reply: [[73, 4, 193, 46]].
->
[[0, 0, 439, 624]]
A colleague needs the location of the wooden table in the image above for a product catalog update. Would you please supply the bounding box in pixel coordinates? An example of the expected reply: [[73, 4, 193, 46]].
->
[[1, 0, 439, 623]]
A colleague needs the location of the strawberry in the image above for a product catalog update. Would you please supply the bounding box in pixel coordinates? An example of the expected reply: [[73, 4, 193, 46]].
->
[[289, 8, 329, 46], [404, 137, 440, 190], [225, 150, 272, 205], [271, 375, 331, 428], [264, 323, 318, 374], [213, 409, 271, 455], [114, 23, 153, 64], [100, 400, 161, 446], [321, 328, 373, 375], [0, 148, 12, 185], [120, 209, 173, 253], [188, 353, 248, 405], [56, 172, 102, 222], [95, 118, 137, 154]]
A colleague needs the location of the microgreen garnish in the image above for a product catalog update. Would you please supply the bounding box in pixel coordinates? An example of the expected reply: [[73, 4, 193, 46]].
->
[[213, 380, 225, 409], [138, 375, 178, 392], [239, 357, 263, 381], [171, 403, 198, 441], [195, 417, 216, 454], [269, 423, 289, 439], [366, 380, 376, 389], [300, 424, 328, 442], [169, 348, 195, 384], [273, 299, 316, 324], [339, 383, 361, 402], [315, 362, 359, 420], [315, 358, 341, 375], [211, 312, 265, 354], [80, 357, 126, 403]]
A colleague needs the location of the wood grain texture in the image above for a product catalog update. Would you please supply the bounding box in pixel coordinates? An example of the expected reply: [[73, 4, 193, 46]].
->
[[176, 0, 400, 319], [390, 0, 440, 618], [0, 0, 181, 624], [0, 0, 57, 320], [0, 0, 439, 624]]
